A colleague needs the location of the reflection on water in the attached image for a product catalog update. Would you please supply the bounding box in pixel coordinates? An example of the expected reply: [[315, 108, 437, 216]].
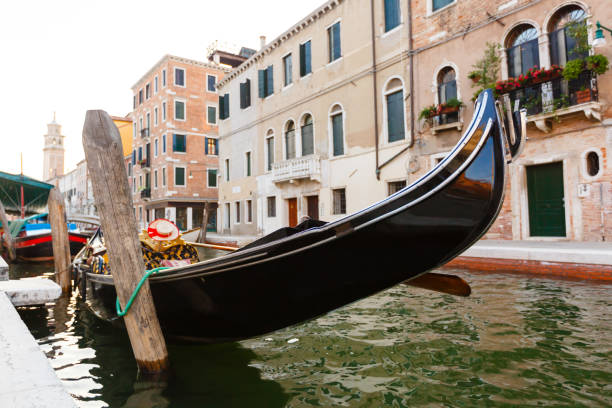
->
[[12, 261, 612, 407]]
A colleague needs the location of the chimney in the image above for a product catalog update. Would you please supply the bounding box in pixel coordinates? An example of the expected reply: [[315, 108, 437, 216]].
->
[[213, 53, 220, 64], [260, 35, 266, 50]]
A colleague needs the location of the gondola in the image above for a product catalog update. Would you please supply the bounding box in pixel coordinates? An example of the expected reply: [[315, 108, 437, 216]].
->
[[74, 90, 526, 343]]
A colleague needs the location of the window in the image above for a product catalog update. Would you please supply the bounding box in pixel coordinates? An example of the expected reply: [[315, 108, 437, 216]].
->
[[437, 67, 458, 124], [175, 166, 186, 186], [258, 65, 274, 98], [139, 89, 143, 104], [385, 78, 406, 142], [162, 134, 167, 154], [266, 130, 275, 171], [332, 188, 346, 215], [162, 101, 167, 121], [219, 94, 230, 120], [207, 105, 217, 125], [330, 104, 344, 156], [173, 134, 186, 153], [388, 180, 406, 195], [162, 167, 166, 186], [133, 95, 136, 109], [245, 151, 251, 177], [146, 83, 150, 99], [139, 207, 142, 222], [175, 99, 186, 121], [267, 196, 276, 217], [283, 54, 293, 86], [384, 0, 401, 32], [175, 67, 185, 86], [240, 79, 251, 109], [585, 151, 600, 177], [506, 25, 540, 78], [154, 106, 158, 127], [285, 121, 296, 159], [301, 114, 314, 156], [154, 76, 158, 94], [128, 162, 132, 177], [246, 200, 252, 223], [207, 75, 216, 92], [162, 69, 166, 87], [146, 112, 151, 130], [138, 146, 143, 161], [132, 149, 136, 165], [133, 177, 136, 193], [235, 202, 241, 223], [154, 138, 159, 157], [328, 22, 341, 62], [433, 0, 455, 12], [225, 159, 230, 182], [207, 169, 217, 187], [154, 170, 158, 189], [549, 6, 587, 66], [205, 137, 219, 155], [300, 41, 312, 77]]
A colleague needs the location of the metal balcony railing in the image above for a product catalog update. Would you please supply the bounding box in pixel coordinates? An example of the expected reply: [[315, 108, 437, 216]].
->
[[138, 158, 150, 169], [272, 155, 321, 183], [507, 70, 598, 116], [140, 188, 151, 199], [140, 128, 150, 139]]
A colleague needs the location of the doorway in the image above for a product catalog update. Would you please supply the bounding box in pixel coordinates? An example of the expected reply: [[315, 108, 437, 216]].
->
[[526, 162, 566, 237], [287, 198, 298, 227], [306, 196, 319, 220]]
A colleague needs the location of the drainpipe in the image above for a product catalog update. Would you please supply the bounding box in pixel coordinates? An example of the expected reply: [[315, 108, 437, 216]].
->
[[376, 0, 415, 175], [370, 0, 381, 180]]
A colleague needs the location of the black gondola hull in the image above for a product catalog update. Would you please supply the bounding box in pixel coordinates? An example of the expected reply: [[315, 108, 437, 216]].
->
[[15, 232, 90, 262]]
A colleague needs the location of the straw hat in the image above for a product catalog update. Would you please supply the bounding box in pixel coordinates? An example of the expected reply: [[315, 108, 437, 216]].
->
[[147, 219, 180, 241]]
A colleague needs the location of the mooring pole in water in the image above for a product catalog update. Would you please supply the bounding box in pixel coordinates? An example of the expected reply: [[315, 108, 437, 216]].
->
[[82, 110, 169, 374], [0, 201, 16, 262], [196, 202, 213, 244], [48, 188, 71, 293]]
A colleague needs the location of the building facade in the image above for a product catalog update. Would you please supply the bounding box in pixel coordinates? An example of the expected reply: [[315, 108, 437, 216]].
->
[[130, 55, 230, 231], [217, 0, 611, 242]]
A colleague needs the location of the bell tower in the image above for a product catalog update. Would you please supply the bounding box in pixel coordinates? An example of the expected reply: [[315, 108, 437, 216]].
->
[[43, 112, 65, 181]]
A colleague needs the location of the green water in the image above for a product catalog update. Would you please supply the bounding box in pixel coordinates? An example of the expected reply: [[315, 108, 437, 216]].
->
[[12, 261, 612, 407]]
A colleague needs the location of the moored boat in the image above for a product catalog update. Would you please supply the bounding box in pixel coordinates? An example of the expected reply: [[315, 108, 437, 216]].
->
[[74, 90, 526, 343]]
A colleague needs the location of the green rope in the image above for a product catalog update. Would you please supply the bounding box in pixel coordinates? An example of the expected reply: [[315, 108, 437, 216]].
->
[[116, 267, 170, 317]]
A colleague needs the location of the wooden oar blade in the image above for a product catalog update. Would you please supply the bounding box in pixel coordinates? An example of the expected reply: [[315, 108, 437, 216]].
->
[[404, 272, 471, 297]]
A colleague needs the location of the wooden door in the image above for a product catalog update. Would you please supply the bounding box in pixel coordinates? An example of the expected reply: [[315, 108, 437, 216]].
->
[[287, 198, 298, 227], [307, 196, 319, 220], [527, 162, 566, 237]]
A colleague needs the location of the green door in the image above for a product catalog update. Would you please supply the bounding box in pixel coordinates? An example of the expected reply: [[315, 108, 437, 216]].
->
[[526, 162, 566, 237]]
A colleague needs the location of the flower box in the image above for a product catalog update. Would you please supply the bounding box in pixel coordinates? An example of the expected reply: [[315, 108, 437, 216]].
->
[[575, 89, 593, 104], [439, 106, 460, 115]]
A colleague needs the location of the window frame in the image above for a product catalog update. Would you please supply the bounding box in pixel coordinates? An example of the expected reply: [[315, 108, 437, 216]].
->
[[329, 103, 346, 157], [154, 75, 159, 94], [225, 158, 230, 182], [174, 67, 186, 87], [382, 76, 408, 144], [207, 168, 218, 188], [174, 98, 186, 121], [246, 199, 253, 223], [207, 104, 217, 125], [162, 166, 167, 187], [283, 52, 293, 87], [172, 133, 187, 154], [154, 169, 158, 189], [332, 187, 347, 215], [235, 201, 241, 224], [265, 131, 275, 172], [154, 138, 159, 158], [162, 69, 167, 87], [245, 151, 252, 177], [207, 74, 217, 93], [154, 106, 159, 127], [384, 0, 402, 33], [299, 39, 312, 77], [162, 134, 167, 154], [174, 165, 186, 187], [267, 196, 276, 218], [327, 20, 342, 63], [162, 100, 167, 122]]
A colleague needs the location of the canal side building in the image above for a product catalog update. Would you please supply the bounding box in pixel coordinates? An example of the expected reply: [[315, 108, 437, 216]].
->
[[216, 0, 611, 242], [130, 55, 231, 231]]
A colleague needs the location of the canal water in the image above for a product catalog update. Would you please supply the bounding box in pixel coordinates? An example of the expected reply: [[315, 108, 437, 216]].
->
[[12, 259, 612, 407]]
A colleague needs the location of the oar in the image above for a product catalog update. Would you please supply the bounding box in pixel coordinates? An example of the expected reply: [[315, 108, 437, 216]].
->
[[404, 272, 471, 297], [186, 241, 237, 252]]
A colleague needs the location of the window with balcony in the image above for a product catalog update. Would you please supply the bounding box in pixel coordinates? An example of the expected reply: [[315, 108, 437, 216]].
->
[[175, 67, 185, 87], [283, 54, 293, 86], [384, 78, 406, 142], [506, 24, 540, 78], [384, 0, 400, 32], [174, 166, 186, 187], [301, 114, 314, 156], [173, 134, 186, 153], [205, 137, 218, 155], [267, 196, 276, 217], [300, 41, 312, 77], [332, 188, 346, 215], [207, 169, 217, 187], [258, 66, 274, 98], [330, 104, 345, 156], [175, 100, 186, 121], [548, 6, 587, 67], [285, 120, 296, 159], [328, 21, 341, 62], [266, 130, 275, 171], [240, 79, 251, 109]]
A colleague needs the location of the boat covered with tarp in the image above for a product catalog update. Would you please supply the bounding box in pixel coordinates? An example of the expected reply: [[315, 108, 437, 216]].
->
[[74, 90, 526, 343]]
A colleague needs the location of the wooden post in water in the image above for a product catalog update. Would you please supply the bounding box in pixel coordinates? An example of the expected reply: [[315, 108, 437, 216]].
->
[[196, 202, 213, 244], [0, 201, 16, 262], [82, 110, 169, 374], [48, 188, 71, 293]]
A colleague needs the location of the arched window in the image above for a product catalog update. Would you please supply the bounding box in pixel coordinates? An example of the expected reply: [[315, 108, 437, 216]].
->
[[548, 6, 587, 66], [329, 104, 344, 156], [301, 114, 314, 156], [285, 120, 296, 159], [586, 151, 600, 177], [437, 67, 458, 124], [384, 78, 406, 143], [506, 24, 540, 77], [265, 129, 275, 171]]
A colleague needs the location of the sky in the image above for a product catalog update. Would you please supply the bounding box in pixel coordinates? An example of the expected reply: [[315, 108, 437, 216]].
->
[[0, 0, 324, 180]]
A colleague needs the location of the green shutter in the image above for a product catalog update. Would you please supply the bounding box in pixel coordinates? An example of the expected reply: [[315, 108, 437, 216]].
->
[[300, 43, 306, 76], [386, 91, 405, 142], [245, 79, 251, 107], [332, 114, 344, 156], [266, 66, 273, 96], [332, 23, 341, 60], [218, 95, 225, 119], [223, 93, 230, 118], [205, 137, 209, 155], [384, 0, 400, 32], [258, 69, 266, 98], [301, 123, 313, 156], [175, 167, 185, 186], [214, 139, 219, 155], [239, 82, 245, 109]]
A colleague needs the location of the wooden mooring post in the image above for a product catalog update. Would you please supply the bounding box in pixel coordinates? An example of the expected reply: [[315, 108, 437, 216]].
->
[[48, 188, 71, 293], [0, 201, 16, 262], [196, 202, 213, 244], [82, 110, 169, 374]]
